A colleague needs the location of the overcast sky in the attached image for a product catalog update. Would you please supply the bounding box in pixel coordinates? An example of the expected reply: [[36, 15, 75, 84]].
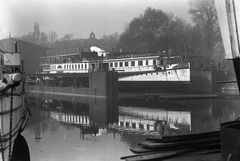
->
[[1, 0, 191, 40]]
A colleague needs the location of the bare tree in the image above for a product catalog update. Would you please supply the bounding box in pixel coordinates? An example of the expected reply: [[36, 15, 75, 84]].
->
[[48, 31, 58, 44], [39, 32, 49, 46], [188, 0, 219, 50], [62, 33, 73, 41], [18, 22, 50, 47], [100, 32, 119, 52]]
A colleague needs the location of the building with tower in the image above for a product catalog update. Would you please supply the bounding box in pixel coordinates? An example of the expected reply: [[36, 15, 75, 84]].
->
[[47, 32, 103, 55], [83, 32, 102, 48]]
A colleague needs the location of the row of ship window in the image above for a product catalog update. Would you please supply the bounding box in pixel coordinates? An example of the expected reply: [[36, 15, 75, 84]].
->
[[109, 59, 157, 68], [52, 59, 157, 70], [61, 64, 88, 70]]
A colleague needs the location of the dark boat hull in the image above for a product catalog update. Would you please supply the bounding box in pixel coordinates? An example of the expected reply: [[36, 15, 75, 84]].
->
[[221, 121, 240, 161], [147, 130, 220, 143], [119, 81, 191, 93]]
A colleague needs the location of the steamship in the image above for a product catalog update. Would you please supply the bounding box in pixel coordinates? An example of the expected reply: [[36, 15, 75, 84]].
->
[[0, 51, 30, 161], [39, 47, 191, 92]]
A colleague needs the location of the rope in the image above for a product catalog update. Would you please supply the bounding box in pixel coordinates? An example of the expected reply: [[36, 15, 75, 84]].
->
[[8, 87, 13, 161]]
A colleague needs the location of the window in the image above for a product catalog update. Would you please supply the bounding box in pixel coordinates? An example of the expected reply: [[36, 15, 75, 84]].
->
[[138, 61, 143, 66], [131, 61, 135, 66], [85, 64, 87, 68], [115, 62, 118, 67], [67, 65, 68, 69], [110, 63, 113, 67], [81, 64, 83, 69], [146, 60, 148, 66], [75, 64, 77, 69], [153, 59, 156, 65], [160, 59, 163, 65], [125, 62, 129, 67], [78, 64, 80, 69], [119, 62, 123, 67]]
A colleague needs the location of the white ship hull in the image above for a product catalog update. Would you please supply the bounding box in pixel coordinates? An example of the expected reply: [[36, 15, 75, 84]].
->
[[119, 68, 190, 82], [0, 94, 26, 161], [0, 52, 30, 161]]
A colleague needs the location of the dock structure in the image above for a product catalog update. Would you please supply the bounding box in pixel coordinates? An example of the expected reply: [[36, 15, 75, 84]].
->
[[26, 73, 89, 87], [25, 71, 118, 98]]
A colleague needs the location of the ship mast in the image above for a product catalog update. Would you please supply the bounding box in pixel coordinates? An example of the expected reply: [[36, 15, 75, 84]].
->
[[231, 0, 240, 91], [215, 0, 240, 92]]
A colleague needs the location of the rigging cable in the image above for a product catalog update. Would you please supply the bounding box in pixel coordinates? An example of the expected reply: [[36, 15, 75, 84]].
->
[[8, 87, 14, 161], [0, 131, 5, 161]]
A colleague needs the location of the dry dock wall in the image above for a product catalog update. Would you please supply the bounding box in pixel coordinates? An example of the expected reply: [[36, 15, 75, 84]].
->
[[89, 71, 118, 97], [26, 71, 118, 98]]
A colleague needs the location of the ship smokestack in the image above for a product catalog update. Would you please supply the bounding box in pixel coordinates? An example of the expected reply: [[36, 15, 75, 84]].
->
[[15, 41, 18, 52]]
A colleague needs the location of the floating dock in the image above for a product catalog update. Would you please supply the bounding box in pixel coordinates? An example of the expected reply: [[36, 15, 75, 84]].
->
[[26, 71, 118, 98]]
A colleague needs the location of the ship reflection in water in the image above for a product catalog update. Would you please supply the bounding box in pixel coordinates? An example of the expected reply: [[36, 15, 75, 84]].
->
[[22, 93, 240, 161]]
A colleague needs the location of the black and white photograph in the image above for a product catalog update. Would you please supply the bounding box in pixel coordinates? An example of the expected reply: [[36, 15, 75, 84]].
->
[[0, 0, 240, 160]]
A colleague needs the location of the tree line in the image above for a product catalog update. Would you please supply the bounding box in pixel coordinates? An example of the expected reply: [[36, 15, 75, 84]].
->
[[118, 0, 219, 55]]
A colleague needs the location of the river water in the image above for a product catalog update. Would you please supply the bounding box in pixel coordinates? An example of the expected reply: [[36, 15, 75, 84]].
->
[[22, 92, 240, 161]]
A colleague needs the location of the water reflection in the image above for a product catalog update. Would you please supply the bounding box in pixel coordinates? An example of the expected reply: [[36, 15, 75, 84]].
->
[[23, 93, 240, 161], [27, 93, 118, 140], [119, 96, 240, 133], [27, 93, 193, 138], [26, 94, 240, 137], [118, 106, 191, 135]]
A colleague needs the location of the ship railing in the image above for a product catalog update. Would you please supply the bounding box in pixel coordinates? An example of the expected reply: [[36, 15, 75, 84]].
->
[[104, 53, 160, 60], [110, 65, 156, 73], [40, 54, 186, 66]]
